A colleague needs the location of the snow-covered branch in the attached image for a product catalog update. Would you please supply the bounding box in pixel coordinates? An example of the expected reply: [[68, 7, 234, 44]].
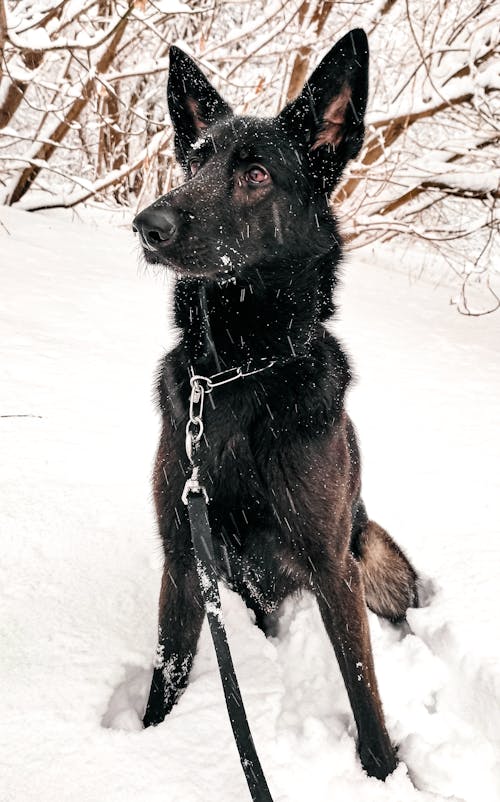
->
[[7, 3, 134, 53], [13, 126, 171, 210]]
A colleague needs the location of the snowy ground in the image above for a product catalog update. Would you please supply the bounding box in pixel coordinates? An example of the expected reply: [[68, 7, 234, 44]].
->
[[1, 206, 499, 802]]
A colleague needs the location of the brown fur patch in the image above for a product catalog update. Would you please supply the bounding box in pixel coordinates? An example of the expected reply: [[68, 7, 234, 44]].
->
[[186, 97, 209, 134], [311, 84, 351, 150]]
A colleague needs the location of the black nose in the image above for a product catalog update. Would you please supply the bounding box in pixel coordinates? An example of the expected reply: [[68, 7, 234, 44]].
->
[[132, 205, 179, 251]]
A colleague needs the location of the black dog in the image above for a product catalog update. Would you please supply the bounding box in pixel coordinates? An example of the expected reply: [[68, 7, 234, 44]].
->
[[133, 28, 418, 781]]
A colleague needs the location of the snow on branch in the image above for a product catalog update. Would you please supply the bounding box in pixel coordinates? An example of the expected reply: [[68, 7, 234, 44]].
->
[[15, 127, 171, 210], [420, 169, 500, 200], [7, 3, 133, 52]]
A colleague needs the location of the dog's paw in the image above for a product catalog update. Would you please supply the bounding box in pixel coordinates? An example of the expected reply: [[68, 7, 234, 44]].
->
[[142, 706, 166, 729], [358, 739, 398, 781]]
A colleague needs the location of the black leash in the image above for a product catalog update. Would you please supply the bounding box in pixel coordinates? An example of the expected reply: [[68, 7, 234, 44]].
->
[[182, 364, 275, 802], [186, 495, 274, 802]]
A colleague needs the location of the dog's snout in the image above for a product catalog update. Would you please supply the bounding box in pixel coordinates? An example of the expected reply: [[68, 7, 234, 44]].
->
[[133, 205, 179, 251]]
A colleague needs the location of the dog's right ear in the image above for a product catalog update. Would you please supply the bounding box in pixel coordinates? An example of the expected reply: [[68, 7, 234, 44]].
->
[[168, 46, 232, 162], [278, 29, 369, 191]]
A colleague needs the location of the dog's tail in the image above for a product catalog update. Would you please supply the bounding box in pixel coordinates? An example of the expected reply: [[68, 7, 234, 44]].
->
[[351, 501, 419, 622]]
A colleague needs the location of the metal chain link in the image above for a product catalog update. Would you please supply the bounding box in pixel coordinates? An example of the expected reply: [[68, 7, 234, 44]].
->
[[183, 360, 275, 500], [185, 378, 205, 463], [190, 359, 275, 396]]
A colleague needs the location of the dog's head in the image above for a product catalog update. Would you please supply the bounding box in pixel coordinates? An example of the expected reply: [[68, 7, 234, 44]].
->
[[133, 30, 368, 279]]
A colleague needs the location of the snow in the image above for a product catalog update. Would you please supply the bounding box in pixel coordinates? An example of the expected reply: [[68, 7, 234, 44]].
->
[[12, 26, 52, 49], [1, 206, 500, 801]]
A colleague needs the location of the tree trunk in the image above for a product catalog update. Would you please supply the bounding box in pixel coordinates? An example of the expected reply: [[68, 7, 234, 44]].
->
[[0, 50, 44, 129]]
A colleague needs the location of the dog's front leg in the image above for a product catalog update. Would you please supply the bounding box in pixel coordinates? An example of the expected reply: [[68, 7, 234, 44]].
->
[[143, 552, 204, 728], [315, 552, 397, 780]]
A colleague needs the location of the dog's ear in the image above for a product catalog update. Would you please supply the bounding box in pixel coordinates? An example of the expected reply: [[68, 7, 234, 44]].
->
[[278, 29, 369, 191], [168, 46, 232, 161]]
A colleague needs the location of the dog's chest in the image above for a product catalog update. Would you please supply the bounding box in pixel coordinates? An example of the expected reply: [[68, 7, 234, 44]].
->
[[205, 426, 265, 508]]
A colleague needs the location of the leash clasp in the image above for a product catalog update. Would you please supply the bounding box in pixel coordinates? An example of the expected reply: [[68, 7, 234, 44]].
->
[[182, 465, 209, 505]]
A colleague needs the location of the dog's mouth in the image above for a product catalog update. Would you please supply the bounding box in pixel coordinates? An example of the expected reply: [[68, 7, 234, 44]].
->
[[139, 239, 239, 282]]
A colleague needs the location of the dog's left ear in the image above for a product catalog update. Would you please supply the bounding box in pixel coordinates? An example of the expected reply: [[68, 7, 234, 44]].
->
[[278, 28, 369, 191], [168, 46, 233, 162]]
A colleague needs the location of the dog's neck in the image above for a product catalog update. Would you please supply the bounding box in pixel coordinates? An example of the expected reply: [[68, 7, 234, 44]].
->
[[174, 251, 339, 374]]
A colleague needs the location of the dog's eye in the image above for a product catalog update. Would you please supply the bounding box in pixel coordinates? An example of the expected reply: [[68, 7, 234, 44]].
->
[[244, 165, 270, 186], [189, 159, 201, 176]]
